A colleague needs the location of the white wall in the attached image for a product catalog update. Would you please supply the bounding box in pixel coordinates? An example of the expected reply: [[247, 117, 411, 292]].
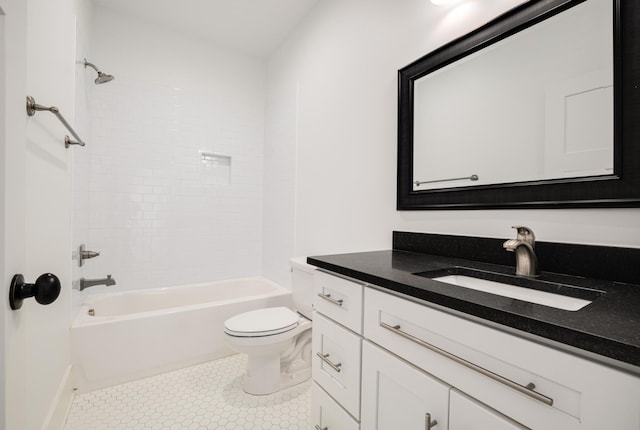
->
[[264, 0, 640, 284], [74, 6, 266, 296]]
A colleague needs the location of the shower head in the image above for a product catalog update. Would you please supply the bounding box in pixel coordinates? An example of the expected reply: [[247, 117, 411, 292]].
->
[[94, 72, 115, 84], [84, 58, 115, 85]]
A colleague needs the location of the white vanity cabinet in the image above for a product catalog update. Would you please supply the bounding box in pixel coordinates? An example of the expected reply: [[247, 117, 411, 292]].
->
[[312, 269, 640, 430], [364, 286, 640, 430], [311, 271, 364, 429]]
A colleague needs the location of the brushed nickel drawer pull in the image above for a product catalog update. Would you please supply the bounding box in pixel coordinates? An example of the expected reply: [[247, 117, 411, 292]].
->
[[318, 293, 344, 306], [315, 426, 328, 430], [316, 352, 342, 372], [379, 322, 553, 406], [425, 413, 438, 430]]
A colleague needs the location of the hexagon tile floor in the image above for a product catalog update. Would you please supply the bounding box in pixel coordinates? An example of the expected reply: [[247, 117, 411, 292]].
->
[[63, 354, 311, 430]]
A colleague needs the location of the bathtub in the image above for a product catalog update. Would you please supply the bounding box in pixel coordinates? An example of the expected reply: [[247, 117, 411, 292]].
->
[[71, 277, 293, 393]]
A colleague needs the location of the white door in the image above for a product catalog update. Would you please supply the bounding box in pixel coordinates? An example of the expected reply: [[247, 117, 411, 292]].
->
[[449, 390, 528, 430], [361, 341, 450, 430], [2, 0, 75, 429], [544, 68, 614, 178], [0, 3, 8, 426]]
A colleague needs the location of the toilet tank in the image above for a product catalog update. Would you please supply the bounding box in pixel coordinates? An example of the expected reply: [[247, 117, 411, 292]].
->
[[290, 257, 316, 320]]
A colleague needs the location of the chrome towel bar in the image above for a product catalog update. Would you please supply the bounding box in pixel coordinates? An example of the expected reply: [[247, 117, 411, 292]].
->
[[26, 96, 86, 148], [414, 174, 478, 186]]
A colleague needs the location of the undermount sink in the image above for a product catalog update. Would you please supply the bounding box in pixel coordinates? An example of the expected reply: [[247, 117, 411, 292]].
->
[[416, 267, 604, 311], [433, 275, 591, 311]]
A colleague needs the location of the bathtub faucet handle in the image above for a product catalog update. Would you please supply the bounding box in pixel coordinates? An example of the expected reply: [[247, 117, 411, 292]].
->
[[78, 244, 101, 267]]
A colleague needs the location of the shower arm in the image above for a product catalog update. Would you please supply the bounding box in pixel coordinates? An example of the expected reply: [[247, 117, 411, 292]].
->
[[26, 96, 86, 148], [83, 60, 99, 73]]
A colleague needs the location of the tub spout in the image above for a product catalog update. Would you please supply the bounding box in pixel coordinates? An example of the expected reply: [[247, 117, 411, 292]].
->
[[79, 275, 116, 291]]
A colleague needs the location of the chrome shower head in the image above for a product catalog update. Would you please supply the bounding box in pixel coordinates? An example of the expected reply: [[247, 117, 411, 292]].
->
[[84, 58, 115, 85], [94, 72, 115, 84]]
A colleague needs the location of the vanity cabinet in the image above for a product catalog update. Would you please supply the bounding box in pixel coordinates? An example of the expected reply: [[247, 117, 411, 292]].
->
[[311, 271, 364, 429], [312, 269, 640, 430], [364, 287, 640, 430]]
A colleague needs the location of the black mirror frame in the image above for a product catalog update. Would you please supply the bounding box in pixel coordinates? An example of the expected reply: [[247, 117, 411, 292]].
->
[[397, 0, 640, 210]]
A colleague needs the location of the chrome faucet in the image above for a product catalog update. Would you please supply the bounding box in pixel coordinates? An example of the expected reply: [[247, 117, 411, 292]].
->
[[503, 226, 539, 277], [79, 275, 116, 291]]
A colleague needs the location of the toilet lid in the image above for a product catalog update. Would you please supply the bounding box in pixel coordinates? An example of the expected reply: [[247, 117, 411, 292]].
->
[[224, 307, 299, 337]]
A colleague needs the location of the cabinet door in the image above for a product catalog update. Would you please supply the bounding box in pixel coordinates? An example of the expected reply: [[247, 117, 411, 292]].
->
[[312, 382, 359, 430], [312, 312, 362, 419], [449, 390, 527, 430], [361, 341, 449, 430]]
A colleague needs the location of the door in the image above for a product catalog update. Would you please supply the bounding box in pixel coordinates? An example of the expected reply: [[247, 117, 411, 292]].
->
[[0, 3, 8, 426], [361, 341, 450, 430], [2, 0, 75, 429]]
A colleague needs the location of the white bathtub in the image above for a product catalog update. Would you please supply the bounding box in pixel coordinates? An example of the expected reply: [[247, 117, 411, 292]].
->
[[71, 277, 293, 392]]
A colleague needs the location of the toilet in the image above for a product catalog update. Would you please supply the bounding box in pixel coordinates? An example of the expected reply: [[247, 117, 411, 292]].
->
[[224, 257, 315, 395]]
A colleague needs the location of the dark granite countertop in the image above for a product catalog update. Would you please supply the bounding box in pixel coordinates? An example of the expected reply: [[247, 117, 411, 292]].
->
[[308, 249, 640, 374]]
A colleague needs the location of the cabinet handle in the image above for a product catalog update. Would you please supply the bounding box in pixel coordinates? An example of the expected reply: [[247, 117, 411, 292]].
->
[[316, 352, 342, 372], [380, 322, 554, 406], [425, 413, 438, 430], [317, 293, 344, 306], [315, 426, 328, 430]]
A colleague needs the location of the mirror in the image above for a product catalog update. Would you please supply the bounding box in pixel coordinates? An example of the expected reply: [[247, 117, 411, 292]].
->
[[397, 0, 640, 210]]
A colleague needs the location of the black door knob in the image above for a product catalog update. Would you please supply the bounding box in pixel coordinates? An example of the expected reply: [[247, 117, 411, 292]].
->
[[9, 273, 61, 310]]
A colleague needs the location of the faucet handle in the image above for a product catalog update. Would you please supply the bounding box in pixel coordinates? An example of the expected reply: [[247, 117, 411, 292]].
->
[[511, 225, 535, 245]]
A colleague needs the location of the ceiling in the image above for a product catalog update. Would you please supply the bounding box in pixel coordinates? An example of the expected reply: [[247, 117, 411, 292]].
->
[[92, 0, 321, 58]]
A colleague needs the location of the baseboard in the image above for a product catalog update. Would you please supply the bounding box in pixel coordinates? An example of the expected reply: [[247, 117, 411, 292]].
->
[[41, 365, 74, 430]]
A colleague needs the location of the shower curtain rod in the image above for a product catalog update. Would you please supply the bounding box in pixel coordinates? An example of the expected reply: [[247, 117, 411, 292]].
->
[[26, 96, 86, 148]]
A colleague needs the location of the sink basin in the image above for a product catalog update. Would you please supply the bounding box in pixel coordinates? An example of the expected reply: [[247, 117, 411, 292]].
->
[[415, 267, 604, 311], [432, 274, 592, 311]]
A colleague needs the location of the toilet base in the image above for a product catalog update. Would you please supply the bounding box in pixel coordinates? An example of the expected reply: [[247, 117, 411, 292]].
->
[[241, 329, 312, 395], [243, 356, 311, 395]]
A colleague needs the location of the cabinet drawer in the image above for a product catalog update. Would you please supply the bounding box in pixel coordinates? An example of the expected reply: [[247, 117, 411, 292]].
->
[[364, 287, 583, 429], [312, 311, 362, 419], [312, 382, 359, 430], [314, 271, 363, 334]]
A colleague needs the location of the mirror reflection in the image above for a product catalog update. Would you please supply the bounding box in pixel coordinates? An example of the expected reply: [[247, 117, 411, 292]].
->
[[412, 0, 612, 191]]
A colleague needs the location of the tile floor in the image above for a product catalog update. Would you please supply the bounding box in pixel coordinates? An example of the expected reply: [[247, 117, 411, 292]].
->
[[64, 354, 311, 430]]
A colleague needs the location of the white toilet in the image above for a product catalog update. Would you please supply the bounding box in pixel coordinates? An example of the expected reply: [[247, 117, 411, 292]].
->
[[224, 257, 315, 395]]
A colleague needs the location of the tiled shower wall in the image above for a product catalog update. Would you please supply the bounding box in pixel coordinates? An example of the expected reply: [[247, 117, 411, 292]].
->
[[73, 77, 263, 294]]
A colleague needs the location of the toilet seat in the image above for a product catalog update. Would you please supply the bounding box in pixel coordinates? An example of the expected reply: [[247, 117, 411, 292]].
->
[[224, 307, 299, 337]]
